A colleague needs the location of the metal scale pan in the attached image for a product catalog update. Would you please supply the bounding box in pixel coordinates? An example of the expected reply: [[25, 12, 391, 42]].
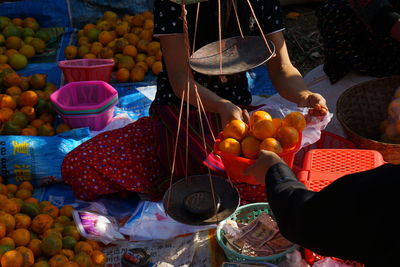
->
[[189, 36, 275, 76], [163, 175, 240, 225]]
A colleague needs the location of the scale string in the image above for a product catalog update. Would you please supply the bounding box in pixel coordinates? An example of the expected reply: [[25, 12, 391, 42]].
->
[[245, 0, 272, 54], [192, 2, 201, 55], [231, 0, 244, 38]]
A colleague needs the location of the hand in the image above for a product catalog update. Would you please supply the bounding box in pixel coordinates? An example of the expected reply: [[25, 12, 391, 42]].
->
[[243, 150, 285, 185], [298, 92, 328, 117], [217, 101, 249, 127]]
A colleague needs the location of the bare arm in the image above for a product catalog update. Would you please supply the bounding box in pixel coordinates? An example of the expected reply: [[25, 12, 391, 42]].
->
[[266, 31, 328, 116], [159, 33, 248, 126]]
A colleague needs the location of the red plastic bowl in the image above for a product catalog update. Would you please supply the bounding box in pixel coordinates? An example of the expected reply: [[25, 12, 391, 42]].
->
[[214, 132, 302, 184], [58, 59, 115, 83]]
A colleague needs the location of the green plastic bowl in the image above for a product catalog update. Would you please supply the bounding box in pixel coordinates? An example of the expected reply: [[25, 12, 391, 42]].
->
[[216, 202, 297, 264]]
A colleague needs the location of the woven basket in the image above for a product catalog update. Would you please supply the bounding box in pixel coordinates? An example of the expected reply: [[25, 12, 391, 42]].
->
[[336, 76, 400, 164]]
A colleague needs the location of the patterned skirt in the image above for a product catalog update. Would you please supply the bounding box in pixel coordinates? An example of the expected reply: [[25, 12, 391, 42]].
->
[[61, 105, 267, 204], [316, 0, 400, 83]]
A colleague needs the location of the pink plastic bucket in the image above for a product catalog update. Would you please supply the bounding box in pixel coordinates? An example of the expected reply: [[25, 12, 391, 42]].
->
[[58, 59, 115, 83], [50, 81, 118, 131]]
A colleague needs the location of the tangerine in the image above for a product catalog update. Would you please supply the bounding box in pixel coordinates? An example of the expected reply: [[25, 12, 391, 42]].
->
[[74, 241, 93, 256], [48, 254, 68, 267], [218, 137, 241, 156], [28, 238, 42, 257], [0, 250, 23, 267], [130, 66, 146, 82], [249, 110, 272, 128], [0, 94, 17, 109], [1, 199, 20, 215], [6, 85, 21, 96], [0, 237, 15, 248], [0, 222, 6, 239], [272, 118, 282, 130], [146, 41, 160, 56], [0, 107, 14, 122], [31, 214, 54, 234], [56, 123, 71, 134], [283, 111, 306, 132], [223, 119, 248, 141], [19, 90, 39, 106], [145, 55, 156, 68], [60, 249, 75, 260], [64, 46, 78, 60], [29, 74, 47, 90], [131, 14, 145, 27], [21, 127, 38, 136], [15, 246, 34, 267], [15, 189, 32, 200], [40, 234, 62, 256], [125, 33, 139, 46], [276, 126, 299, 149], [115, 68, 130, 83], [14, 213, 31, 229], [9, 228, 30, 246], [41, 204, 59, 218], [39, 113, 54, 123], [6, 184, 18, 194], [241, 136, 260, 159], [5, 36, 22, 50], [91, 250, 106, 265], [19, 181, 33, 191], [3, 72, 22, 87], [20, 106, 36, 121], [252, 119, 276, 140], [19, 44, 36, 59], [260, 138, 283, 154], [151, 61, 162, 75], [136, 61, 148, 73], [123, 45, 137, 58]]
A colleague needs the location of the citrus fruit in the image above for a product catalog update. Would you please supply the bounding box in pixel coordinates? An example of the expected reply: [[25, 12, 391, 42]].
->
[[283, 111, 306, 132], [241, 136, 261, 159], [252, 119, 276, 140], [151, 61, 162, 75], [91, 250, 106, 265], [276, 126, 299, 149], [130, 66, 145, 82], [31, 214, 54, 234], [29, 74, 47, 90], [0, 250, 23, 267], [9, 54, 28, 70], [40, 234, 62, 256], [15, 246, 34, 267], [9, 228, 30, 246], [19, 44, 36, 58], [14, 213, 31, 229], [218, 137, 241, 156], [64, 46, 78, 60], [5, 36, 22, 50], [222, 119, 248, 141], [115, 68, 130, 83]]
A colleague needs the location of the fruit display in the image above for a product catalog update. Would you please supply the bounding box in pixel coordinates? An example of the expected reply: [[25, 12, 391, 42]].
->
[[0, 177, 107, 267], [64, 10, 163, 83], [0, 64, 71, 136], [0, 16, 50, 71], [217, 111, 306, 159], [380, 87, 400, 144]]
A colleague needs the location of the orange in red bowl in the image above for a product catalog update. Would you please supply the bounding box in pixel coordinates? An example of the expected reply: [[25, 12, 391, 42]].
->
[[214, 132, 302, 184]]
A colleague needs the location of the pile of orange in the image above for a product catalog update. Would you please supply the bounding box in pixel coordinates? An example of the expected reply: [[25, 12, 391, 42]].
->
[[0, 16, 49, 71], [0, 64, 71, 136], [218, 111, 306, 159], [0, 177, 107, 267], [64, 10, 163, 83]]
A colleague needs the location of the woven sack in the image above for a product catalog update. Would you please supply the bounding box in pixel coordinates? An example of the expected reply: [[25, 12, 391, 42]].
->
[[336, 76, 400, 164]]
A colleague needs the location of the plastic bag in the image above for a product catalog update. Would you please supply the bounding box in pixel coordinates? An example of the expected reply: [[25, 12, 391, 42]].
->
[[72, 201, 125, 245], [0, 128, 91, 187], [254, 103, 333, 149], [119, 201, 216, 241]]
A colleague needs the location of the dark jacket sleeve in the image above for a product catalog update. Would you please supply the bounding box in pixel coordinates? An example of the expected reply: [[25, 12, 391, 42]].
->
[[265, 163, 400, 265]]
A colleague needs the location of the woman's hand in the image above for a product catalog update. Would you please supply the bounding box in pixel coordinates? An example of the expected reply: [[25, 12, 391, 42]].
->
[[243, 150, 285, 185], [298, 92, 328, 116], [217, 100, 250, 127]]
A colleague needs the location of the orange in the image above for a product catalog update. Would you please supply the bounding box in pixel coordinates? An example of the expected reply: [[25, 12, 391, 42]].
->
[[19, 90, 38, 106], [139, 29, 153, 41], [24, 197, 38, 204], [99, 47, 114, 59], [103, 11, 118, 21], [11, 18, 24, 26], [39, 113, 54, 124], [252, 119, 276, 140], [249, 110, 272, 129], [136, 61, 148, 73], [146, 41, 160, 56], [218, 137, 241, 156], [276, 126, 299, 149], [41, 204, 59, 218], [48, 254, 68, 267], [19, 181, 33, 191], [0, 211, 15, 232], [145, 55, 156, 67], [135, 53, 146, 62], [151, 61, 162, 75], [3, 72, 22, 87], [272, 118, 282, 130], [136, 39, 149, 52], [0, 94, 17, 109], [6, 85, 21, 96], [40, 234, 62, 256], [90, 42, 103, 56], [28, 238, 42, 257], [241, 136, 260, 159], [1, 199, 20, 215], [142, 10, 154, 19], [223, 119, 248, 141], [63, 225, 80, 241], [116, 21, 130, 36], [59, 205, 74, 218], [283, 111, 306, 132], [20, 106, 36, 121], [9, 53, 28, 70], [31, 214, 54, 234], [56, 123, 71, 134], [19, 44, 36, 59], [21, 127, 38, 136], [125, 33, 139, 46], [64, 46, 78, 60], [130, 66, 146, 82], [73, 252, 92, 267], [131, 26, 143, 35], [60, 249, 75, 260], [98, 31, 114, 46], [0, 107, 14, 122], [85, 239, 100, 250], [15, 189, 32, 200], [74, 241, 93, 256], [14, 213, 31, 229], [30, 38, 46, 54], [5, 36, 22, 50], [5, 49, 19, 58], [15, 246, 34, 267], [0, 250, 23, 267], [0, 237, 15, 248], [6, 184, 18, 194], [117, 55, 135, 70], [0, 222, 6, 239], [143, 19, 154, 30], [83, 53, 96, 59], [115, 68, 130, 83], [83, 23, 96, 34], [77, 45, 90, 58], [91, 250, 106, 265], [9, 228, 30, 246], [0, 54, 8, 64], [33, 261, 50, 267], [260, 138, 283, 154], [0, 184, 8, 195], [155, 50, 163, 61], [123, 45, 137, 58], [131, 14, 145, 27]]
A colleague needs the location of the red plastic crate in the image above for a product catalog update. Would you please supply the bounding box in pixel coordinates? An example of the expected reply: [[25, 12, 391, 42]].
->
[[298, 148, 386, 266]]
